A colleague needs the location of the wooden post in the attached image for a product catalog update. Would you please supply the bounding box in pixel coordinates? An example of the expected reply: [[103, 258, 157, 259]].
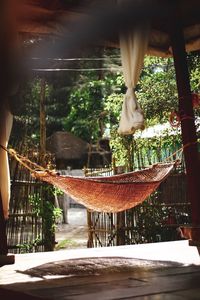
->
[[116, 212, 126, 246], [40, 78, 46, 160], [87, 210, 94, 248], [0, 194, 14, 266], [0, 0, 15, 266], [0, 195, 8, 255], [113, 160, 126, 245], [170, 19, 200, 245]]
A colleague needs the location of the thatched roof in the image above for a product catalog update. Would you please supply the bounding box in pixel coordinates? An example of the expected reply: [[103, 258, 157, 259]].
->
[[8, 1, 200, 58], [46, 131, 89, 161]]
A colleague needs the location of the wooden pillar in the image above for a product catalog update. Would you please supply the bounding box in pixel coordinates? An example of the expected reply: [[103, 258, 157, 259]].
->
[[0, 0, 15, 266], [0, 195, 8, 255], [0, 194, 14, 266], [116, 212, 126, 246], [170, 18, 200, 245], [86, 210, 94, 248]]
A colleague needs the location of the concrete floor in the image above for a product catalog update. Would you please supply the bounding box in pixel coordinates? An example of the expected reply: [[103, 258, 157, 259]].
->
[[2, 208, 200, 299], [1, 241, 200, 299]]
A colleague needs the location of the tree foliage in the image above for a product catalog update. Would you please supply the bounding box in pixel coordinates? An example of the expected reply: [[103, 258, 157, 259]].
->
[[11, 77, 43, 145], [63, 79, 105, 142], [11, 49, 200, 160], [103, 54, 200, 167], [137, 56, 177, 123]]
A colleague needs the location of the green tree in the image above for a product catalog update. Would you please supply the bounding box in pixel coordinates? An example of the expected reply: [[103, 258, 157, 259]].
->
[[62, 47, 123, 142], [11, 50, 199, 154], [10, 77, 43, 145], [137, 56, 177, 124], [104, 54, 200, 167], [64, 79, 104, 142], [64, 73, 123, 142]]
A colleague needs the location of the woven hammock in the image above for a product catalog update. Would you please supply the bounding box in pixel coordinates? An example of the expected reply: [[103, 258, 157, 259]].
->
[[34, 163, 174, 213], [1, 145, 175, 213]]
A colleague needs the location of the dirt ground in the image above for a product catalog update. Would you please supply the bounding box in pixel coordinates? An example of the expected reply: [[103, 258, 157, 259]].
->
[[55, 207, 88, 250]]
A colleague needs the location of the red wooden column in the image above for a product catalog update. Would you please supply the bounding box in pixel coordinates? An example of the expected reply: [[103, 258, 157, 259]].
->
[[0, 0, 15, 265], [170, 20, 200, 245]]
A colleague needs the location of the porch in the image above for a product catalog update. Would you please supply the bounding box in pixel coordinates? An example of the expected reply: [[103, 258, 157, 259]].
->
[[1, 240, 200, 299]]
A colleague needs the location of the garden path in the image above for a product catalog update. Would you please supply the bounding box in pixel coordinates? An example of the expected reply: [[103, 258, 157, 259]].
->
[[55, 207, 88, 250]]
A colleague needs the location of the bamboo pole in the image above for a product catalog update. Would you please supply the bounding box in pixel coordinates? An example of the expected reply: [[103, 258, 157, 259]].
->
[[113, 158, 126, 245], [40, 78, 46, 161]]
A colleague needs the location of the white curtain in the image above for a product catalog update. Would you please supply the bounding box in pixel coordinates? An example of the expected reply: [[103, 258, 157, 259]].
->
[[118, 25, 149, 135], [0, 105, 13, 219]]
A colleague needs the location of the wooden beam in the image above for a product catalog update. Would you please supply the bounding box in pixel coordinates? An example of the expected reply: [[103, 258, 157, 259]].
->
[[170, 19, 200, 232]]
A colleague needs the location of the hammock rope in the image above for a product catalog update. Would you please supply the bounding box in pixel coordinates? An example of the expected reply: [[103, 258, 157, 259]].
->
[[1, 143, 185, 174], [0, 143, 193, 212], [0, 145, 48, 174]]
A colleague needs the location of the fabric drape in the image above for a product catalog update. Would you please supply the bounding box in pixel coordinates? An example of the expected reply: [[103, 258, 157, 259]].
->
[[0, 105, 13, 219], [118, 25, 149, 135]]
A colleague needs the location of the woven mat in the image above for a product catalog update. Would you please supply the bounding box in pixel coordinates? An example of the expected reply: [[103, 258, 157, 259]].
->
[[21, 257, 182, 278]]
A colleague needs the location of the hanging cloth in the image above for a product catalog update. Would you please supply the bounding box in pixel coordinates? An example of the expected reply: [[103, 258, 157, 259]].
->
[[118, 13, 149, 135], [0, 105, 13, 218]]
